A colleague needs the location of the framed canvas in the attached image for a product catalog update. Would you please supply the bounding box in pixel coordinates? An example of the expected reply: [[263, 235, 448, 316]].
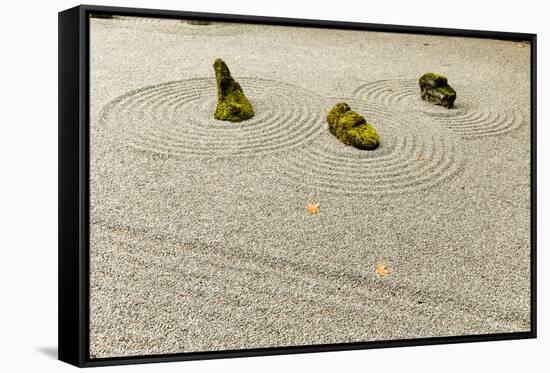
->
[[58, 4, 537, 367]]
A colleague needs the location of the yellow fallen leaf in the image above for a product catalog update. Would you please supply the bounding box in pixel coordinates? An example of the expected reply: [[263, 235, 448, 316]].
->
[[306, 203, 320, 214], [375, 262, 389, 277], [416, 155, 425, 161]]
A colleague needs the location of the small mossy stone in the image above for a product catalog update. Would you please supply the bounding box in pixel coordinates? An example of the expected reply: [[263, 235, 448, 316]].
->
[[187, 20, 211, 25], [90, 13, 113, 19], [326, 103, 380, 150], [213, 59, 254, 122], [419, 73, 456, 109]]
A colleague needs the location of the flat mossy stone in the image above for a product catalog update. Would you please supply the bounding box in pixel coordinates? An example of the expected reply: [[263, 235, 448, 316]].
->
[[419, 73, 456, 109], [213, 59, 254, 122], [327, 103, 380, 150], [90, 13, 113, 19]]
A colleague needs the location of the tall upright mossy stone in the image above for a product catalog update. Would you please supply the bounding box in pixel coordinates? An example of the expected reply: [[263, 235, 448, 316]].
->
[[419, 73, 457, 109], [213, 59, 254, 122], [327, 103, 380, 150]]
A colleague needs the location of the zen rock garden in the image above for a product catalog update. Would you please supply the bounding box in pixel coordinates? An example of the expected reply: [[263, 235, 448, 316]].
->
[[212, 60, 456, 150], [418, 73, 456, 108]]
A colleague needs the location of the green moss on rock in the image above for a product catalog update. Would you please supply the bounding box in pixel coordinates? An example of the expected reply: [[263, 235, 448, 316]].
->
[[213, 59, 254, 122], [327, 103, 380, 150], [187, 20, 211, 25], [419, 73, 456, 108], [90, 13, 113, 19]]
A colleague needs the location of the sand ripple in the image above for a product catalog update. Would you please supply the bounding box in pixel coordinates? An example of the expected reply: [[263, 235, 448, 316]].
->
[[98, 78, 326, 158], [273, 100, 463, 196], [352, 79, 524, 138]]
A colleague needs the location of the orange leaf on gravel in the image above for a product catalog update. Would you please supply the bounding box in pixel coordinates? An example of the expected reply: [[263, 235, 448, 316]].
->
[[306, 203, 320, 214], [375, 262, 390, 277]]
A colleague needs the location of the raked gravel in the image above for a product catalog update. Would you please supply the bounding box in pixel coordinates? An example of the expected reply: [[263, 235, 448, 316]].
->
[[89, 16, 531, 358]]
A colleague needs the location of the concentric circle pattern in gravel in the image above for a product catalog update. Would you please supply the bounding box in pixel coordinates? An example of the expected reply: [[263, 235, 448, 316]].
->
[[273, 99, 463, 195], [98, 77, 327, 158], [352, 79, 525, 138]]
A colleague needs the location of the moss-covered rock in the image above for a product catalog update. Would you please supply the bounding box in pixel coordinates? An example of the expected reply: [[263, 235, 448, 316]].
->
[[418, 73, 456, 108], [187, 20, 211, 25], [90, 13, 113, 19], [213, 59, 254, 122], [326, 103, 380, 150]]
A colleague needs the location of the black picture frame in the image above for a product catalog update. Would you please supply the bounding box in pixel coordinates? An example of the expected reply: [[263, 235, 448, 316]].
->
[[59, 4, 537, 368]]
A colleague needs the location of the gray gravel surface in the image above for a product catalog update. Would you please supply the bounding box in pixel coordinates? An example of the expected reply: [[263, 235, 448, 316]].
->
[[89, 16, 531, 358]]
